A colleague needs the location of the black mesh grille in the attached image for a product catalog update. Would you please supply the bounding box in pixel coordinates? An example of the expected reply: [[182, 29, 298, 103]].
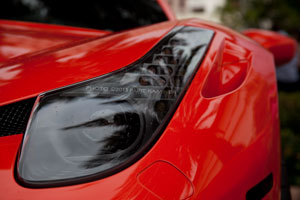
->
[[0, 98, 36, 137]]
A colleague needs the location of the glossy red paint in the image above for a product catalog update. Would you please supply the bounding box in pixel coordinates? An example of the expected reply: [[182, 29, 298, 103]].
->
[[137, 161, 194, 199], [0, 20, 111, 63], [0, 20, 177, 106], [243, 29, 297, 66], [0, 18, 280, 200], [202, 39, 251, 98]]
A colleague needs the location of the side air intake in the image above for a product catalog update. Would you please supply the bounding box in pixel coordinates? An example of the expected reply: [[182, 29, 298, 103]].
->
[[0, 98, 36, 137]]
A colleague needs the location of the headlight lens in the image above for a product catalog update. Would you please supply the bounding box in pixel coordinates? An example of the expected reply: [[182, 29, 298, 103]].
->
[[17, 26, 214, 187]]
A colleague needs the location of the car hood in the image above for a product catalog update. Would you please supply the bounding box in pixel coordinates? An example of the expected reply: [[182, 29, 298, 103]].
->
[[0, 20, 177, 106], [0, 20, 112, 63]]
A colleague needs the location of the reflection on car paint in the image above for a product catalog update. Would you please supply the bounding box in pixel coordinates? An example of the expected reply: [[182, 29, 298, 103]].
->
[[17, 27, 214, 185]]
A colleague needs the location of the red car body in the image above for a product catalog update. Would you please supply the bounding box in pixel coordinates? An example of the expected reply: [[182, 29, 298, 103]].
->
[[0, 1, 281, 199]]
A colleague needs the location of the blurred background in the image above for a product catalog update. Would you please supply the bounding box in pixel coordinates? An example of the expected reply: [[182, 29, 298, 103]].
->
[[167, 0, 300, 198]]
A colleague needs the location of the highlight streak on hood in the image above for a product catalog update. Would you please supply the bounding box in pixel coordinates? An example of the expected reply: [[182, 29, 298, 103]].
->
[[0, 20, 112, 63], [0, 20, 177, 106]]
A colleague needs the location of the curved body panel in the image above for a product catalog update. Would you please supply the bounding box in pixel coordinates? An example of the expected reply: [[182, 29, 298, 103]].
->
[[0, 18, 280, 199]]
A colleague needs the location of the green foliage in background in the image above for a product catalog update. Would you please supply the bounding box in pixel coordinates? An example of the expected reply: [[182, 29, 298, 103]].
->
[[279, 91, 300, 185], [220, 0, 300, 38]]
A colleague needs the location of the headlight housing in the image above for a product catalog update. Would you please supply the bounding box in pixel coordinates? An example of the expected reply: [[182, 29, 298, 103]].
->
[[17, 26, 214, 187]]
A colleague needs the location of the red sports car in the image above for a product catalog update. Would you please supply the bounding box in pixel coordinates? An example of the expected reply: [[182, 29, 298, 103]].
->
[[0, 0, 296, 199]]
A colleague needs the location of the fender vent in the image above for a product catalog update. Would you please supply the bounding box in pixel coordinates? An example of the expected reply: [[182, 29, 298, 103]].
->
[[0, 98, 36, 137], [246, 173, 273, 200]]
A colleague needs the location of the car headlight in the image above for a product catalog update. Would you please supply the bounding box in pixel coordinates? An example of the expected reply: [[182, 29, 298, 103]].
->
[[17, 26, 214, 187]]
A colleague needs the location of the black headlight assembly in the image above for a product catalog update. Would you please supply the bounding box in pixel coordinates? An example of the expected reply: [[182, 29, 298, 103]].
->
[[17, 26, 214, 187]]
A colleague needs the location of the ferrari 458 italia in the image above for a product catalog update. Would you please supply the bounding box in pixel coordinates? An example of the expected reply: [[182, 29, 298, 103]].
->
[[0, 0, 297, 199]]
